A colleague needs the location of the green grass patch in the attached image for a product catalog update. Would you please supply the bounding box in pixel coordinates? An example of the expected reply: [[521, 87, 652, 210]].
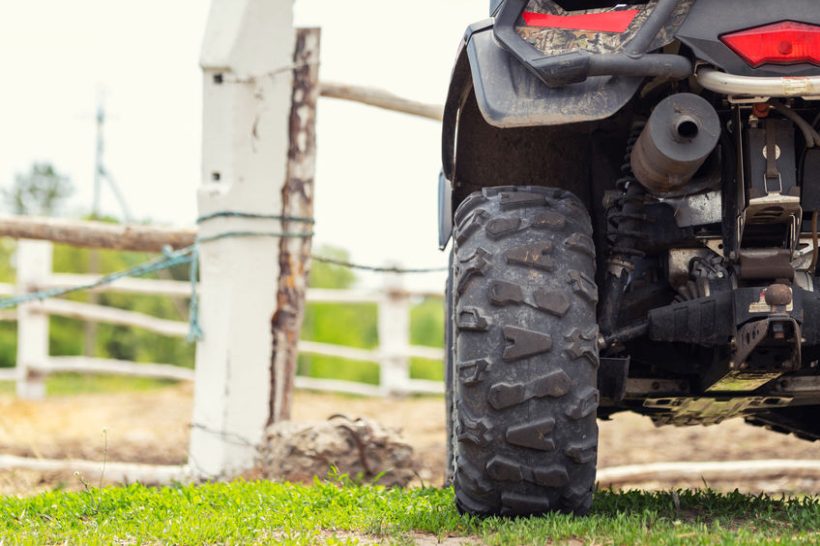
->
[[43, 373, 177, 396], [302, 303, 379, 350], [0, 373, 177, 397], [409, 298, 444, 349], [297, 355, 381, 386], [410, 358, 444, 382], [1, 480, 818, 545], [297, 297, 446, 386]]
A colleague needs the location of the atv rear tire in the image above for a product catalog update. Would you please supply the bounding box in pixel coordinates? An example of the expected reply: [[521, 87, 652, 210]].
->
[[449, 186, 600, 517]]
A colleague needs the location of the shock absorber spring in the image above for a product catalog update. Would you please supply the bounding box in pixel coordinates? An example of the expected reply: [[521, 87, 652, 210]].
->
[[601, 121, 649, 337]]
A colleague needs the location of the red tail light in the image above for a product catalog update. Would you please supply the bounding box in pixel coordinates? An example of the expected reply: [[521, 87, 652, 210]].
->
[[522, 10, 639, 33], [721, 21, 820, 68]]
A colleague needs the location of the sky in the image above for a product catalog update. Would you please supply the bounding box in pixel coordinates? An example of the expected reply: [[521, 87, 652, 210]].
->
[[0, 0, 488, 290]]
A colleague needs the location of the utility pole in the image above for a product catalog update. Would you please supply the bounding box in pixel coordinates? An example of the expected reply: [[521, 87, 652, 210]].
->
[[85, 98, 106, 358], [90, 96, 133, 223], [86, 96, 143, 357], [93, 100, 104, 218]]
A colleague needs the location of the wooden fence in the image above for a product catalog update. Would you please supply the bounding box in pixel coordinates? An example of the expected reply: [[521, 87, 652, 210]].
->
[[0, 16, 449, 480], [0, 5, 810, 488], [0, 239, 445, 399]]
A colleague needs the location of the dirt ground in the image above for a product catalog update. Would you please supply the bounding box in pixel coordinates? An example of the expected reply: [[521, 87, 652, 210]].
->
[[0, 384, 818, 496]]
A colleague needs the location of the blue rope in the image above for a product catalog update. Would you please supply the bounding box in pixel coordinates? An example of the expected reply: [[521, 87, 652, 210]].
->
[[0, 230, 313, 342], [187, 243, 202, 342], [0, 245, 196, 311]]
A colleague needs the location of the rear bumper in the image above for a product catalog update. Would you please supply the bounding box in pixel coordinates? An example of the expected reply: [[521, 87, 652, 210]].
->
[[495, 0, 692, 87], [697, 67, 820, 99]]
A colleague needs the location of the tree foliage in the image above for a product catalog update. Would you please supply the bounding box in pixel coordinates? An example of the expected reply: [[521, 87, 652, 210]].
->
[[3, 162, 73, 216]]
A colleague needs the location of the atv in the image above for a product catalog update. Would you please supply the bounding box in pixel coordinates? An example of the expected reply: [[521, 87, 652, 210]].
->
[[440, 0, 820, 516]]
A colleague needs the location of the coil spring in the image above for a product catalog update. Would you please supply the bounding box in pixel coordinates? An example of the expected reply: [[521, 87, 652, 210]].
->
[[607, 121, 648, 259]]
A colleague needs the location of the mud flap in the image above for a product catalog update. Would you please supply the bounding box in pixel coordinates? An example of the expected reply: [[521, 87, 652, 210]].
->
[[466, 27, 642, 128]]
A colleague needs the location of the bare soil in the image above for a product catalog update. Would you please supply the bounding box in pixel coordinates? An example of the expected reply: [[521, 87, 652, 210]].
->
[[0, 384, 817, 495]]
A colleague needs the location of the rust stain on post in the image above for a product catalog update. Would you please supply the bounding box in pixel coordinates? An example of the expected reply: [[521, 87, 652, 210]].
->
[[269, 28, 320, 424]]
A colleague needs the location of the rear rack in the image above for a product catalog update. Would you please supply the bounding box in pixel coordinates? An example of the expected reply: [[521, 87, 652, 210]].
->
[[494, 0, 692, 87]]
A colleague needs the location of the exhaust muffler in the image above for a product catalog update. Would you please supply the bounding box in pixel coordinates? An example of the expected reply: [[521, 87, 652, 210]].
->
[[631, 93, 721, 195]]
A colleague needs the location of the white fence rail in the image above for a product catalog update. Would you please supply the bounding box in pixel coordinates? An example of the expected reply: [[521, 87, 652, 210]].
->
[[0, 240, 444, 398]]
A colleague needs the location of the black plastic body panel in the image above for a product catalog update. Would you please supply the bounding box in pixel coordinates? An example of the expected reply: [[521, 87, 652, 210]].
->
[[803, 149, 820, 212], [677, 0, 820, 77], [466, 26, 642, 128], [441, 40, 471, 184], [438, 171, 453, 250]]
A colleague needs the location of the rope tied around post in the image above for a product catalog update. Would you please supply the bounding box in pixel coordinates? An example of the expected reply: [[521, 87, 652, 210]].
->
[[195, 211, 315, 225], [194, 210, 316, 244], [188, 211, 316, 340]]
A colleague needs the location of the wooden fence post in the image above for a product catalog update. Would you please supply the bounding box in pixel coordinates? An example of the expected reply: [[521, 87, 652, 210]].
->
[[269, 28, 320, 424], [378, 271, 411, 396], [188, 0, 295, 479], [16, 240, 52, 400]]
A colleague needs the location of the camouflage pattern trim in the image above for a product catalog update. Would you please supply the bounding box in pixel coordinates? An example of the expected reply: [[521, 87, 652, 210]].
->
[[516, 0, 694, 56]]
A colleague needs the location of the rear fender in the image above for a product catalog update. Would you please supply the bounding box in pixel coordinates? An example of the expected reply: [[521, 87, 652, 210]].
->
[[439, 24, 635, 249]]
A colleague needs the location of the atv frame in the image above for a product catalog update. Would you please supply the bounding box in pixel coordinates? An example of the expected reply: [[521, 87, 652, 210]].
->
[[441, 0, 820, 517]]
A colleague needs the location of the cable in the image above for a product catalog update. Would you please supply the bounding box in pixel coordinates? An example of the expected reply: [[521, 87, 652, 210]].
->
[[811, 211, 819, 274], [769, 100, 820, 148], [310, 255, 446, 274]]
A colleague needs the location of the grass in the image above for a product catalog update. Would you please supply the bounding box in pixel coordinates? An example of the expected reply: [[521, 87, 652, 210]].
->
[[1, 479, 818, 545], [0, 373, 177, 397]]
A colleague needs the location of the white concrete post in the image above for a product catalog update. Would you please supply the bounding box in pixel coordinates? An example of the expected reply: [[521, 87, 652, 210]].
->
[[188, 0, 294, 478], [16, 240, 52, 400], [378, 271, 411, 396]]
